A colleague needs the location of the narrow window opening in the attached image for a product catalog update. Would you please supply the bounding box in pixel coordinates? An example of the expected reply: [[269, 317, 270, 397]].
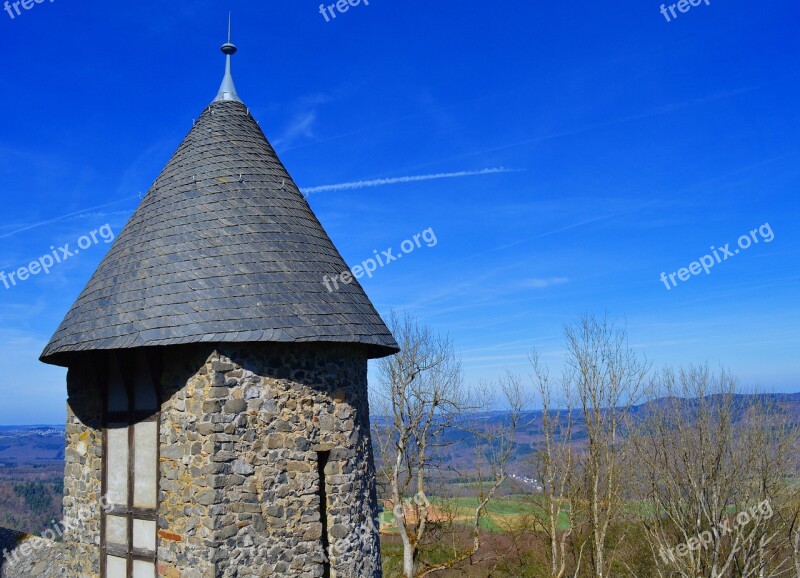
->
[[317, 450, 331, 578], [102, 351, 159, 578]]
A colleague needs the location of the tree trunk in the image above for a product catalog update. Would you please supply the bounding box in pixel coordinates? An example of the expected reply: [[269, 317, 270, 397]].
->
[[402, 541, 415, 578]]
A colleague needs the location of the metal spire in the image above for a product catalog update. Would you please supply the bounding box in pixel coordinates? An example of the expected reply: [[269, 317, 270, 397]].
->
[[214, 14, 242, 103]]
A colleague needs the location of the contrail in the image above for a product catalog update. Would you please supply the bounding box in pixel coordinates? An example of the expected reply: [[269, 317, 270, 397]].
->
[[1, 167, 516, 238], [0, 196, 139, 240], [301, 167, 517, 195]]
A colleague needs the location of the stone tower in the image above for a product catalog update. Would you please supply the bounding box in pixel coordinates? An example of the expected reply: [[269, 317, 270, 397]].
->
[[39, 35, 398, 578]]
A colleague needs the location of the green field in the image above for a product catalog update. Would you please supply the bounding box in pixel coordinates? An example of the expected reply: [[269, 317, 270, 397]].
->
[[381, 494, 573, 534]]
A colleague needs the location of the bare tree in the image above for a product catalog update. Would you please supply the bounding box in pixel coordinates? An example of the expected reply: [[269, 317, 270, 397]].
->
[[564, 314, 649, 578], [417, 376, 522, 577], [778, 487, 800, 578], [761, 397, 800, 578], [631, 367, 798, 578], [528, 350, 583, 578], [371, 312, 464, 578], [371, 312, 523, 577], [371, 312, 488, 577]]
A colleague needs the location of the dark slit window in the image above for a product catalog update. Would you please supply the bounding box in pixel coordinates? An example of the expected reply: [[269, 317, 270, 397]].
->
[[317, 450, 331, 578]]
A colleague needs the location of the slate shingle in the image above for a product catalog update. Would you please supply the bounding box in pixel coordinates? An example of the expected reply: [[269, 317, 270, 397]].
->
[[40, 100, 398, 366]]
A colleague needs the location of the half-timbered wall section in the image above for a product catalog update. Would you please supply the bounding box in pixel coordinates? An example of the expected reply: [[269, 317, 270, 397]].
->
[[102, 352, 160, 578]]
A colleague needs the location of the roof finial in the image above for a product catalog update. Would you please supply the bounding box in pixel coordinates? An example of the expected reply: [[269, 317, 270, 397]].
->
[[214, 13, 242, 103]]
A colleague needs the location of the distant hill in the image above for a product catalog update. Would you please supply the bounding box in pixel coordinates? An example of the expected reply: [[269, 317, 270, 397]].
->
[[374, 391, 800, 481], [0, 427, 64, 535], [630, 392, 800, 417], [0, 427, 64, 464], [0, 392, 797, 529]]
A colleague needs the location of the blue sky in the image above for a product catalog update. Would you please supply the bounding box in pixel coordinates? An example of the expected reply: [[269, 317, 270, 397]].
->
[[0, 1, 798, 424]]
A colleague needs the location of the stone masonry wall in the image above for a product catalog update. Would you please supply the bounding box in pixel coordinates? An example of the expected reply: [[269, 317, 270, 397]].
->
[[156, 344, 383, 578], [62, 358, 105, 577], [44, 343, 382, 578], [0, 535, 64, 578], [156, 346, 220, 578]]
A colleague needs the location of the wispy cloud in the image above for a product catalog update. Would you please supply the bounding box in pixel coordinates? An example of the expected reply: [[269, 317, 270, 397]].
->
[[389, 87, 760, 175], [273, 111, 318, 149], [271, 93, 332, 149], [521, 277, 569, 289], [301, 167, 517, 195], [0, 196, 138, 240]]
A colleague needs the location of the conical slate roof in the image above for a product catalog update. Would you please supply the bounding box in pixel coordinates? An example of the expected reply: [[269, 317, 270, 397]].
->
[[40, 62, 398, 366]]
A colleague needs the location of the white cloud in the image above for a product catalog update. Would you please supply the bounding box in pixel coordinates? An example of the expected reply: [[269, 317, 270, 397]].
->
[[273, 111, 319, 149], [521, 277, 570, 289]]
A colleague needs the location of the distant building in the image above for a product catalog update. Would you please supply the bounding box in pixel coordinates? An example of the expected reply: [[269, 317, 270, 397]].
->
[[29, 33, 398, 578]]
